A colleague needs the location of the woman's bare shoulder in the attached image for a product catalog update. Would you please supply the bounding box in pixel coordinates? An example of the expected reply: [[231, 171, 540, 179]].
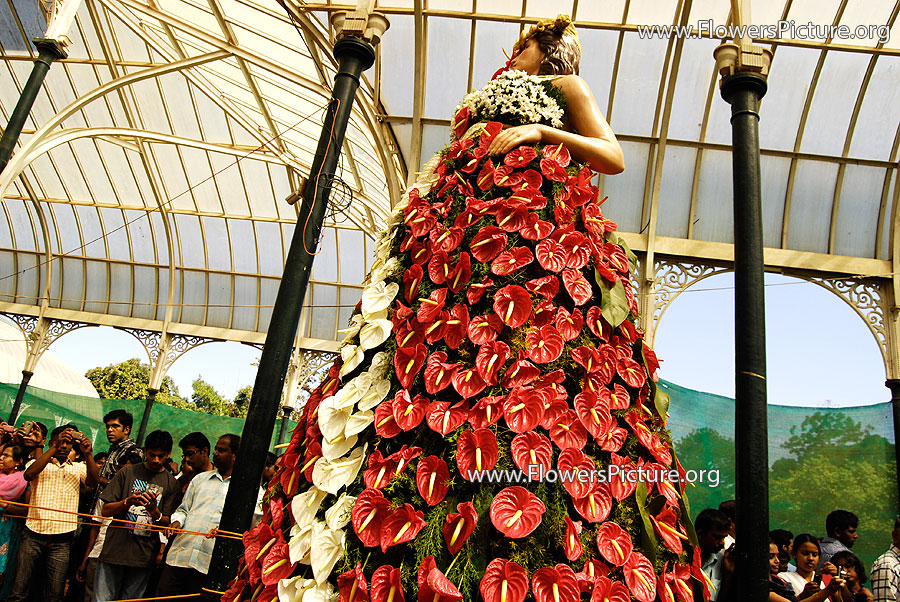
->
[[553, 74, 591, 94]]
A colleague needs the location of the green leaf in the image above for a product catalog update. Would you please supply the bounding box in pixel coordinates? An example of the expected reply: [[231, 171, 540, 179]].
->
[[678, 487, 700, 547], [635, 482, 658, 564], [648, 378, 670, 423], [597, 276, 630, 328]]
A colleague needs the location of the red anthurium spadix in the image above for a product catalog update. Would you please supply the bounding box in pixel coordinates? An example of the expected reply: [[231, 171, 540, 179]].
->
[[617, 356, 646, 388], [338, 563, 370, 602], [364, 450, 399, 489], [596, 520, 634, 566], [651, 505, 688, 554], [532, 565, 580, 602], [521, 212, 555, 240], [395, 319, 424, 350], [476, 340, 511, 385], [623, 551, 657, 602], [299, 441, 322, 483], [447, 253, 472, 293], [392, 390, 428, 431], [535, 239, 567, 272], [491, 246, 534, 276], [607, 383, 630, 410], [503, 387, 546, 433], [589, 577, 630, 602], [430, 225, 465, 253], [504, 145, 537, 168], [624, 412, 655, 450], [416, 456, 450, 506], [426, 400, 469, 436], [417, 288, 448, 323], [501, 359, 541, 388], [494, 285, 532, 328], [444, 304, 469, 349], [389, 445, 423, 476], [468, 312, 503, 345], [424, 311, 450, 345], [526, 275, 559, 300], [395, 343, 427, 390], [572, 481, 612, 523], [442, 502, 478, 555], [562, 268, 593, 306], [525, 325, 564, 364], [374, 400, 402, 439], [493, 204, 529, 232], [510, 431, 553, 476], [490, 486, 546, 538], [477, 158, 497, 191], [380, 503, 426, 553], [557, 448, 597, 499], [403, 264, 424, 303], [418, 557, 463, 602], [428, 251, 452, 285], [468, 395, 504, 429], [467, 276, 495, 305], [577, 559, 611, 587], [554, 306, 583, 341], [542, 143, 571, 168], [453, 366, 487, 399], [574, 390, 613, 440], [540, 157, 568, 182], [658, 563, 678, 602], [549, 409, 589, 451], [424, 351, 459, 395], [471, 226, 509, 263], [457, 428, 499, 478], [481, 559, 529, 602], [351, 488, 391, 548], [371, 566, 405, 602], [564, 517, 584, 561]]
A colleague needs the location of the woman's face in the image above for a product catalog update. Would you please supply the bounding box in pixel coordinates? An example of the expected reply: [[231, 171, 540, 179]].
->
[[833, 560, 858, 586], [511, 38, 545, 75], [0, 448, 19, 473], [769, 543, 781, 575], [794, 541, 820, 573]]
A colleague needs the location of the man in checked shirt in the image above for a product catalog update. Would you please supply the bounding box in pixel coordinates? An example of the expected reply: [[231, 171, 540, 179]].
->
[[872, 517, 900, 602]]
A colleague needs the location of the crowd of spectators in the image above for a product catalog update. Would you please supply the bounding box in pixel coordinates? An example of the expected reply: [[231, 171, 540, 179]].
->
[[0, 410, 271, 602], [697, 504, 900, 602]]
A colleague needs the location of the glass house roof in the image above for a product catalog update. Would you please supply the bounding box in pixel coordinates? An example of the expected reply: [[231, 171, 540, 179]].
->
[[1, 0, 899, 352]]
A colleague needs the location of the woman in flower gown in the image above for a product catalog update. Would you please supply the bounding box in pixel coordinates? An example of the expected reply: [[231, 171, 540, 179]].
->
[[229, 16, 706, 602]]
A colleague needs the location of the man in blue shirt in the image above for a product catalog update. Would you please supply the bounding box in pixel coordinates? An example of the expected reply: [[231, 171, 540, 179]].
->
[[819, 509, 859, 567]]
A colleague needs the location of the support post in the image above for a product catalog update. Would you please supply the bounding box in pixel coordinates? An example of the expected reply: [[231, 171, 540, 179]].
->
[[136, 388, 158, 446], [0, 39, 67, 173], [717, 43, 771, 602], [887, 379, 900, 503], [8, 370, 33, 424], [203, 33, 379, 594], [277, 405, 293, 446]]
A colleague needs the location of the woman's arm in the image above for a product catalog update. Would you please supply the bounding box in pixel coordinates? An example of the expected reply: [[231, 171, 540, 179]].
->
[[485, 75, 625, 175]]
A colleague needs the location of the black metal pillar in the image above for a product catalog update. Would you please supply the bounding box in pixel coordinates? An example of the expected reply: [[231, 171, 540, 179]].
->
[[886, 379, 900, 503], [721, 71, 769, 602], [135, 388, 158, 445], [277, 405, 293, 446], [0, 39, 67, 173], [8, 370, 33, 424], [203, 35, 376, 595]]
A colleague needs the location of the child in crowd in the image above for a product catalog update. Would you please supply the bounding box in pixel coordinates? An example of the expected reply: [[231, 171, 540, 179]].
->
[[770, 539, 797, 601], [831, 551, 874, 602]]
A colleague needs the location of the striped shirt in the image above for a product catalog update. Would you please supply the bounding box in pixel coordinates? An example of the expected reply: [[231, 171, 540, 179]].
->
[[166, 469, 230, 574], [25, 458, 86, 535], [872, 545, 900, 602]]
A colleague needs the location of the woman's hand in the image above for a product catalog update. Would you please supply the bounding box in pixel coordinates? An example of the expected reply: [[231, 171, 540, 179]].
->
[[822, 562, 838, 577], [799, 581, 821, 600], [487, 125, 544, 156]]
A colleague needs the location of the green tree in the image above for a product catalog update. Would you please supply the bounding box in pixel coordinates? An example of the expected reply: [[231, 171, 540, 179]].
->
[[673, 427, 736, 513], [189, 378, 249, 418], [85, 358, 184, 406]]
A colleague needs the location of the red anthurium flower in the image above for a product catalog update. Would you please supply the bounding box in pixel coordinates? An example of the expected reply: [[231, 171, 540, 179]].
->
[[441, 502, 478, 555], [392, 301, 414, 326], [481, 559, 529, 602], [527, 300, 553, 329], [468, 395, 504, 429], [299, 441, 322, 483], [540, 157, 568, 182], [371, 566, 405, 602], [457, 428, 499, 478], [409, 240, 432, 266], [608, 453, 637, 501], [518, 168, 543, 191], [501, 359, 541, 388], [471, 226, 508, 263], [582, 201, 615, 238], [476, 340, 511, 385], [557, 448, 597, 499], [584, 349, 617, 389], [508, 186, 546, 211], [416, 455, 451, 506], [624, 412, 655, 450], [418, 557, 463, 602], [574, 390, 613, 440], [405, 204, 438, 238], [494, 285, 531, 328], [424, 311, 450, 345], [585, 306, 609, 340], [542, 143, 571, 167], [623, 552, 657, 602], [521, 212, 555, 240], [338, 563, 370, 602], [490, 486, 546, 538], [443, 304, 469, 349], [452, 106, 470, 141], [491, 246, 534, 276], [468, 312, 504, 345], [535, 239, 567, 272], [539, 399, 568, 431], [572, 481, 612, 523], [392, 390, 428, 431], [426, 400, 469, 436], [222, 577, 247, 602], [430, 225, 465, 253], [403, 265, 424, 303], [658, 563, 678, 602], [692, 546, 713, 602], [648, 434, 673, 466], [352, 489, 391, 548], [364, 450, 399, 489], [493, 164, 520, 188], [562, 268, 593, 306], [554, 307, 583, 341], [526, 275, 559, 300], [374, 400, 402, 439], [503, 388, 546, 433], [505, 146, 537, 168], [453, 366, 487, 399], [448, 135, 474, 159], [525, 325, 564, 364], [493, 204, 529, 232], [477, 159, 497, 191], [642, 342, 660, 382], [394, 343, 427, 390], [608, 383, 630, 410], [242, 522, 273, 581], [671, 564, 694, 602], [467, 276, 495, 305], [454, 206, 481, 229], [389, 445, 423, 476], [447, 253, 472, 293], [578, 558, 611, 587], [417, 289, 448, 323], [560, 233, 591, 269], [564, 517, 584, 561], [617, 356, 646, 388], [425, 351, 459, 395], [651, 505, 688, 555], [510, 431, 552, 477], [599, 424, 628, 453], [596, 521, 633, 566], [590, 577, 630, 602], [395, 319, 425, 349], [571, 346, 603, 374], [428, 251, 451, 285], [380, 503, 426, 553], [532, 565, 580, 602]]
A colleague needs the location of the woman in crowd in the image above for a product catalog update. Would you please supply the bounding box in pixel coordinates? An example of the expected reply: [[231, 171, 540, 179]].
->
[[771, 539, 797, 601], [831, 551, 874, 602], [0, 444, 29, 594], [778, 533, 850, 602]]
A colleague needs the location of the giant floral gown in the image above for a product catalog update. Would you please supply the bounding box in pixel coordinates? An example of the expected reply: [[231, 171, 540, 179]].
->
[[227, 71, 709, 602]]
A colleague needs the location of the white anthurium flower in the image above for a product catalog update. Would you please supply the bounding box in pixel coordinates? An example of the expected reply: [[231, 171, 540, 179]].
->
[[310, 521, 346, 585], [344, 409, 374, 437], [321, 432, 358, 460], [312, 444, 367, 495], [370, 257, 400, 285], [338, 314, 363, 343], [361, 305, 389, 323], [302, 580, 337, 602], [288, 521, 313, 565], [339, 345, 365, 378], [279, 575, 316, 602], [359, 319, 392, 351], [367, 352, 391, 381], [325, 493, 356, 531], [361, 281, 398, 317], [330, 383, 363, 410], [290, 487, 327, 529], [318, 397, 351, 443], [356, 378, 390, 411]]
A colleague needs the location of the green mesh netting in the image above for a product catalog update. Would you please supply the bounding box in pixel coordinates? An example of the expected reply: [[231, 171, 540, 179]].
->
[[1, 379, 895, 567]]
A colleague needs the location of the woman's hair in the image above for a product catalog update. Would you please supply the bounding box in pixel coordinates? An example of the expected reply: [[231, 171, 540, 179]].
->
[[514, 15, 581, 76], [6, 444, 27, 469], [830, 550, 867, 585], [791, 533, 821, 555]]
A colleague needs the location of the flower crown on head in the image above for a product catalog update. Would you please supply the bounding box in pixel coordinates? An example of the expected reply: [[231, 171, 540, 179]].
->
[[513, 14, 581, 55]]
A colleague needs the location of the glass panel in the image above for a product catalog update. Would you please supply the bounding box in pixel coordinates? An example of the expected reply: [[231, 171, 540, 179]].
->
[[525, 0, 575, 19], [178, 269, 207, 326], [578, 28, 620, 118], [99, 207, 130, 262], [132, 266, 158, 321], [656, 146, 697, 239], [339, 229, 366, 285], [626, 0, 677, 25], [760, 155, 791, 249], [602, 141, 650, 233], [420, 124, 449, 169], [211, 152, 251, 217], [692, 149, 734, 244], [59, 257, 85, 312], [255, 221, 284, 276], [839, 0, 894, 48], [380, 15, 414, 116], [108, 263, 133, 318], [576, 0, 626, 23], [610, 33, 668, 137], [475, 0, 522, 17], [847, 57, 900, 162], [784, 0, 843, 36], [0, 252, 16, 302], [174, 214, 205, 269], [425, 17, 471, 120], [206, 273, 232, 329], [471, 20, 520, 89], [758, 46, 819, 151], [228, 218, 257, 274], [258, 278, 278, 332], [878, 175, 895, 261], [232, 275, 259, 332], [157, 145, 200, 213], [309, 284, 337, 340], [786, 160, 838, 254], [313, 227, 338, 281], [150, 212, 169, 265], [47, 147, 90, 202], [800, 52, 869, 156], [83, 259, 109, 315], [5, 200, 36, 252], [833, 165, 884, 258], [202, 216, 231, 272], [667, 38, 718, 142], [339, 287, 360, 335], [429, 0, 472, 10], [75, 204, 104, 257], [156, 266, 175, 322]]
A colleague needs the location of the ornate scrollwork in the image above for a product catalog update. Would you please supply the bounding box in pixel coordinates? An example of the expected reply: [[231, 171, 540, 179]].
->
[[120, 328, 214, 373], [2, 314, 87, 361], [296, 350, 339, 393]]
